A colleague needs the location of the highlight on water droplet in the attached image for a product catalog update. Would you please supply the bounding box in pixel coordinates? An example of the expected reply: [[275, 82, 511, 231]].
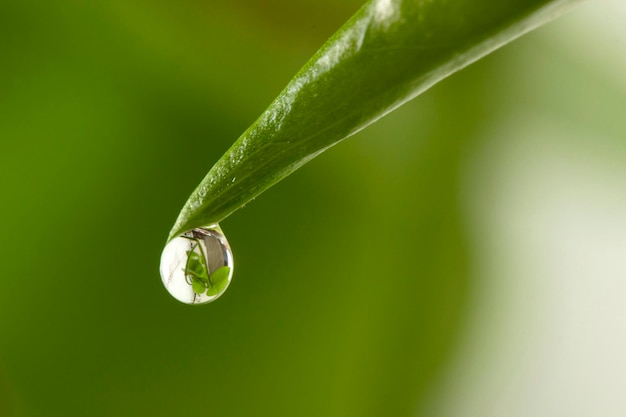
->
[[160, 224, 234, 305]]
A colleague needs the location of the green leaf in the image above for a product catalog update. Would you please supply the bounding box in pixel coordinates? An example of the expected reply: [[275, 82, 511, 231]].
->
[[169, 0, 583, 239], [206, 266, 231, 296], [185, 249, 209, 281], [191, 279, 206, 295], [210, 266, 231, 286]]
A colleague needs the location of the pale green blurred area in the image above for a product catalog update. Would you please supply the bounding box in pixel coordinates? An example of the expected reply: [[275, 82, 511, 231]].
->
[[1, 0, 625, 416]]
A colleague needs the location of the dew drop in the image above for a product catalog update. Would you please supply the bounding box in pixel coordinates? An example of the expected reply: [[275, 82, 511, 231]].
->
[[160, 224, 234, 305]]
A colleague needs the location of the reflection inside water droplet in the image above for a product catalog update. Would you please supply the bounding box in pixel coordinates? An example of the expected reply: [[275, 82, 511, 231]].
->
[[160, 225, 233, 304]]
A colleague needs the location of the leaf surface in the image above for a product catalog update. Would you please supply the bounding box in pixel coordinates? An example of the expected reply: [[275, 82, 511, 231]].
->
[[169, 0, 583, 239]]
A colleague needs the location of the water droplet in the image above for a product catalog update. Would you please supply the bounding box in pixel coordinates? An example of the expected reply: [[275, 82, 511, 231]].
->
[[160, 224, 234, 304]]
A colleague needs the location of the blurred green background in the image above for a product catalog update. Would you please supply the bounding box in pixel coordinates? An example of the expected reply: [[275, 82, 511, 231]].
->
[[2, 1, 626, 416]]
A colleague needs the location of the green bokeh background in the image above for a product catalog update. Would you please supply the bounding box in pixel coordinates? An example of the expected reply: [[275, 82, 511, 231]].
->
[[1, 1, 624, 416]]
